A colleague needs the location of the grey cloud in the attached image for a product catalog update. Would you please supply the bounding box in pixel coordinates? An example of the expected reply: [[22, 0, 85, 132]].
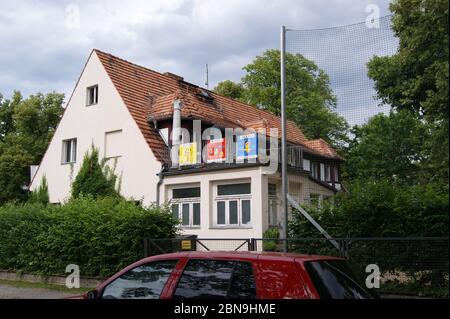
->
[[0, 0, 394, 126]]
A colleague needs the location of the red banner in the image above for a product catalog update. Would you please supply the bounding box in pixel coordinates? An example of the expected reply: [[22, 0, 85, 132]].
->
[[207, 138, 226, 163]]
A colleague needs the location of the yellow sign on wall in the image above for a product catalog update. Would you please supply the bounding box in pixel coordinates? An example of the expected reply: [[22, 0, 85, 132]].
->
[[179, 143, 197, 166]]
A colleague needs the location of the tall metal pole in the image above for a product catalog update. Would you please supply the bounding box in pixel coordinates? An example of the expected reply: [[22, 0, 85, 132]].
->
[[280, 26, 288, 253]]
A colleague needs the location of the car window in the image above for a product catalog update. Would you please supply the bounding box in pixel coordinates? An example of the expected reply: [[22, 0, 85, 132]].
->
[[304, 260, 376, 299], [173, 259, 256, 299], [102, 260, 178, 299]]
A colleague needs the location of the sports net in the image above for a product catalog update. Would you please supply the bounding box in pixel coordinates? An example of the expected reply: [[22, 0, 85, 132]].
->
[[286, 15, 398, 126]]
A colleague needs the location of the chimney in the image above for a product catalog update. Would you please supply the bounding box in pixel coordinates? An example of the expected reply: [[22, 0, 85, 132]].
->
[[171, 99, 182, 166]]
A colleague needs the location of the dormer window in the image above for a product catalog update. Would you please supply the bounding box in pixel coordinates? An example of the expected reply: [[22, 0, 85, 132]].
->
[[86, 85, 98, 106]]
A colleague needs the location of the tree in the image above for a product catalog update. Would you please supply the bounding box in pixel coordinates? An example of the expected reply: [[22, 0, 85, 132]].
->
[[367, 0, 449, 182], [29, 175, 49, 205], [213, 49, 349, 148], [71, 146, 120, 199], [0, 91, 64, 204], [343, 110, 428, 183], [213, 80, 245, 101]]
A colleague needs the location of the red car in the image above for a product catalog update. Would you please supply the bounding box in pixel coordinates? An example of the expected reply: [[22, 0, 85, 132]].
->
[[75, 251, 377, 299]]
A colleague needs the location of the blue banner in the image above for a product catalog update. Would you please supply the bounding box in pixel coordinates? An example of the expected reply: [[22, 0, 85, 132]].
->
[[236, 133, 258, 160]]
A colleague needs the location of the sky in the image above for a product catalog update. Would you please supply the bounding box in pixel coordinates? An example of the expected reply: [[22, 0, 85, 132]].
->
[[0, 0, 395, 125]]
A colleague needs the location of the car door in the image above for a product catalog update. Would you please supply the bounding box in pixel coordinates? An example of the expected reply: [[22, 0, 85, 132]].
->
[[169, 258, 258, 299], [99, 259, 179, 299], [256, 257, 310, 299]]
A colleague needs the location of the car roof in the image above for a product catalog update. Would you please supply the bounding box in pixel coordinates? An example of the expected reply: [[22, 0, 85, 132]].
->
[[142, 251, 343, 262]]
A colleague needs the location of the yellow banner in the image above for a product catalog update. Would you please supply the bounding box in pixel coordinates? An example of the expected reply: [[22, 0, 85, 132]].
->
[[179, 143, 197, 166]]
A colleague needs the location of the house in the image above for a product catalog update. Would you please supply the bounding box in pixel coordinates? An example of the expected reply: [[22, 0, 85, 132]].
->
[[30, 49, 343, 239]]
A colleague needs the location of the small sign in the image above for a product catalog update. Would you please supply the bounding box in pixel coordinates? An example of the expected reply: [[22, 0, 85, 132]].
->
[[207, 138, 226, 163], [179, 143, 197, 166], [181, 240, 192, 250], [237, 133, 258, 160]]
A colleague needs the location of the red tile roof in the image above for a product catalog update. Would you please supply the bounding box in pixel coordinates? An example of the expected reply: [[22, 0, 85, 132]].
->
[[305, 139, 342, 159], [94, 49, 342, 163]]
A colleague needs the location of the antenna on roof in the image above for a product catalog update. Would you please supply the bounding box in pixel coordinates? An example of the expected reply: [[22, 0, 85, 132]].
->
[[205, 64, 209, 89]]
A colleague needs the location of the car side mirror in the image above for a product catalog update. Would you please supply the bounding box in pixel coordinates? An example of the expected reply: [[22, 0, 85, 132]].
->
[[86, 290, 99, 299]]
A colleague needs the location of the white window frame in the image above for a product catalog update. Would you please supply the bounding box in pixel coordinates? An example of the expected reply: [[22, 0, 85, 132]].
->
[[61, 138, 77, 164], [170, 186, 201, 229], [86, 85, 98, 106], [104, 130, 123, 159], [171, 200, 201, 228], [213, 181, 252, 228]]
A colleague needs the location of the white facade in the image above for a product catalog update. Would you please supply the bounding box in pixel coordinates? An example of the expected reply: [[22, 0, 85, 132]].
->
[[160, 168, 334, 239], [30, 52, 161, 205]]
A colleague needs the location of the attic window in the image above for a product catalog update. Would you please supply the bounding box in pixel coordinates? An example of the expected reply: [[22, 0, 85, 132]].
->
[[198, 88, 214, 102], [86, 85, 98, 106]]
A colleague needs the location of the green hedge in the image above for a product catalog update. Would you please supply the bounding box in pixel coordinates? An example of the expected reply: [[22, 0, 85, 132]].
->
[[0, 197, 178, 277]]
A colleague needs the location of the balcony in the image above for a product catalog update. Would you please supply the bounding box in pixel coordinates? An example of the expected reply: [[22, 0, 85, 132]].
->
[[157, 142, 305, 172]]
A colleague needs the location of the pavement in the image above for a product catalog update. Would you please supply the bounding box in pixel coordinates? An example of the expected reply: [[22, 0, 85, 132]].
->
[[0, 283, 76, 299]]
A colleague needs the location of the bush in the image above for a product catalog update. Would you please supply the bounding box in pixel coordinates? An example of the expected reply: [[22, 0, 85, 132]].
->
[[71, 146, 120, 199], [263, 227, 280, 251], [289, 180, 449, 238], [0, 197, 178, 277], [28, 175, 49, 205]]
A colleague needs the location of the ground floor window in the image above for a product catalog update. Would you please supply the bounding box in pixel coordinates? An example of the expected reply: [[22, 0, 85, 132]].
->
[[214, 182, 251, 228], [171, 186, 201, 228]]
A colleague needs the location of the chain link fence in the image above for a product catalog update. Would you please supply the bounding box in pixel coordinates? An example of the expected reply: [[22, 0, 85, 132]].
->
[[143, 236, 449, 298]]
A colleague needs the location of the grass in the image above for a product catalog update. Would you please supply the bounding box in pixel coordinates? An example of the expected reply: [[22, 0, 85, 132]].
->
[[0, 279, 91, 294]]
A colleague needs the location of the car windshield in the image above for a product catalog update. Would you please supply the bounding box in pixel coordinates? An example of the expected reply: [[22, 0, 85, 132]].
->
[[304, 259, 379, 299]]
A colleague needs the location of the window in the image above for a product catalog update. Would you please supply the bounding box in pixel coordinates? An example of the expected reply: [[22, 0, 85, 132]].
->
[[304, 260, 377, 299], [105, 130, 123, 158], [62, 138, 77, 164], [311, 162, 318, 179], [303, 159, 311, 171], [215, 183, 251, 227], [268, 183, 278, 226], [320, 163, 325, 181], [334, 166, 339, 182], [217, 183, 251, 196], [101, 260, 178, 299], [324, 164, 331, 182], [159, 128, 169, 146], [171, 187, 200, 228], [86, 85, 98, 106], [173, 259, 256, 299]]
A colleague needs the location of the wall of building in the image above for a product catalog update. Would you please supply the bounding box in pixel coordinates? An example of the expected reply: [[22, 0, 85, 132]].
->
[[30, 52, 161, 205], [160, 166, 267, 242], [266, 172, 335, 230]]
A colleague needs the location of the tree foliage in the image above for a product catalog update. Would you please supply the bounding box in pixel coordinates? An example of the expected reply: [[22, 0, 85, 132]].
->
[[343, 110, 429, 183], [71, 146, 120, 199], [214, 49, 349, 148], [28, 175, 49, 205], [367, 0, 449, 182], [0, 91, 64, 204], [290, 180, 449, 238], [213, 80, 245, 101]]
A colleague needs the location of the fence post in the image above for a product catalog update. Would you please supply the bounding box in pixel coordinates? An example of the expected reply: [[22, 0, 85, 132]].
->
[[143, 238, 148, 257]]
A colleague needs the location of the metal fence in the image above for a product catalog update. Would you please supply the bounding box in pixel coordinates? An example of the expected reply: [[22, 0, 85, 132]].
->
[[143, 236, 449, 298]]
